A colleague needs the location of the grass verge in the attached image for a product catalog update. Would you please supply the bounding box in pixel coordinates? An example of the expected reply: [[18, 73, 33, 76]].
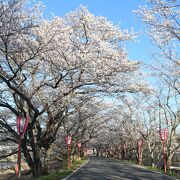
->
[[145, 166, 180, 179], [36, 159, 88, 180], [123, 160, 180, 179]]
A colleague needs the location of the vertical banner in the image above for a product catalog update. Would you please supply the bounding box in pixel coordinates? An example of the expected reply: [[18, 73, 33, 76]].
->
[[23, 116, 29, 134], [16, 116, 29, 178]]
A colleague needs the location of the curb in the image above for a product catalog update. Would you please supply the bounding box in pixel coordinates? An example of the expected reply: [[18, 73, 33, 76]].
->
[[62, 159, 90, 180]]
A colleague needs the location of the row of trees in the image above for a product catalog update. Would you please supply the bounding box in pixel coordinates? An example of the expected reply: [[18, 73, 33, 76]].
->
[[92, 0, 180, 170], [0, 0, 149, 177], [92, 92, 179, 167], [0, 0, 179, 178], [136, 0, 180, 167]]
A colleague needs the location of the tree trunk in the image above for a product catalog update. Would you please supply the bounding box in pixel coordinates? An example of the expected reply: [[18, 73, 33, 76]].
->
[[129, 149, 133, 160], [22, 141, 34, 173], [28, 128, 43, 178], [22, 141, 43, 177], [150, 151, 155, 168], [167, 153, 173, 169], [148, 143, 155, 167], [33, 156, 43, 177], [43, 147, 52, 175], [121, 149, 125, 160]]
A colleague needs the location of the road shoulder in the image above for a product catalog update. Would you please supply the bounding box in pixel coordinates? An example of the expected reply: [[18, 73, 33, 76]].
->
[[62, 159, 90, 180]]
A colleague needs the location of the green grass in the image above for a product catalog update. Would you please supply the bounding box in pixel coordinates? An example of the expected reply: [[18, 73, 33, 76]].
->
[[166, 169, 180, 179], [36, 159, 88, 180]]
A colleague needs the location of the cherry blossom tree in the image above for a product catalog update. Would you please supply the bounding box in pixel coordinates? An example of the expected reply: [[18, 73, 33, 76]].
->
[[0, 0, 149, 177], [136, 0, 179, 94], [136, 0, 180, 168]]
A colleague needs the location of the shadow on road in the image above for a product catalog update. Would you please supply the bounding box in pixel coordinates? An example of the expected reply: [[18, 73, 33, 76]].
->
[[67, 157, 177, 180]]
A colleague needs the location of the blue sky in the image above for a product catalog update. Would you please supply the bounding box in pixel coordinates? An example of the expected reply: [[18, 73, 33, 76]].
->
[[41, 0, 154, 64]]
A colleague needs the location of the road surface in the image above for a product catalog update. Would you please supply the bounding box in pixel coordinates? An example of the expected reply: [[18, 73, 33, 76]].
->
[[67, 157, 178, 180]]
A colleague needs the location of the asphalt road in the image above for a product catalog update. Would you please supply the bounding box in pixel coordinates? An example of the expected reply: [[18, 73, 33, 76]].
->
[[67, 157, 178, 180]]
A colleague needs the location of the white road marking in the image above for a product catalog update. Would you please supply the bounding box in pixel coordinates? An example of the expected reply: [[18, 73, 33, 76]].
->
[[62, 159, 90, 180]]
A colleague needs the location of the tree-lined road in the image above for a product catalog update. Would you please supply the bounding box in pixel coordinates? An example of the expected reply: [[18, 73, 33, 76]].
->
[[67, 157, 178, 180]]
